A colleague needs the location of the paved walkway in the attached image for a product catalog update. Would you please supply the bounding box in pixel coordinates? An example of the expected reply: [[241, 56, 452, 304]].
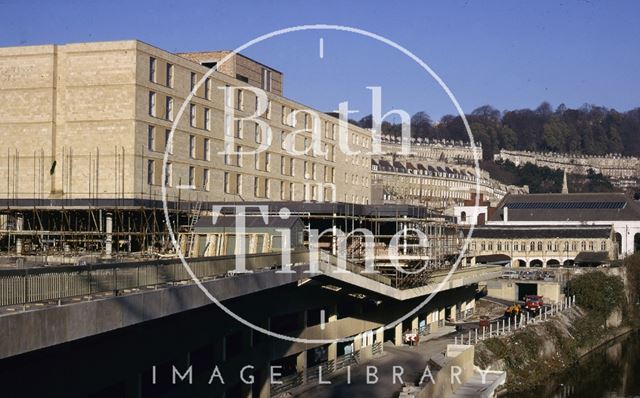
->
[[290, 327, 456, 398]]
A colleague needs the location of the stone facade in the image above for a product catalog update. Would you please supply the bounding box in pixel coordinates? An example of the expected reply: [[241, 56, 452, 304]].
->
[[0, 40, 371, 205], [380, 135, 482, 163], [370, 156, 528, 209], [495, 149, 640, 182]]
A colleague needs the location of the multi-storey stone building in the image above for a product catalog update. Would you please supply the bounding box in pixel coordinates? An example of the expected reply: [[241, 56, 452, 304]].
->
[[380, 135, 482, 163], [467, 225, 617, 267], [370, 156, 528, 209], [0, 40, 371, 205], [495, 149, 640, 187]]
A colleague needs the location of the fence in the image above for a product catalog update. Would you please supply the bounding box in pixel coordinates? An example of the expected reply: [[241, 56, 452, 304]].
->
[[454, 296, 576, 345], [0, 250, 308, 307]]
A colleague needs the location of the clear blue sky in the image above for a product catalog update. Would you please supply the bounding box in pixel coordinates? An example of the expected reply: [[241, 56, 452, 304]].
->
[[1, 0, 638, 121]]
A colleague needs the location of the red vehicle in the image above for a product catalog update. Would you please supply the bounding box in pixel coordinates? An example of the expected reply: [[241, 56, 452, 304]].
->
[[524, 295, 544, 312]]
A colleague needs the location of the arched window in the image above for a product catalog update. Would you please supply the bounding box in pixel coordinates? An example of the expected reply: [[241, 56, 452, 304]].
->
[[460, 211, 467, 223], [537, 241, 543, 251], [581, 241, 586, 251], [530, 241, 535, 251], [564, 241, 569, 251], [601, 240, 607, 251], [497, 242, 502, 251], [572, 242, 577, 251], [589, 241, 594, 251], [547, 241, 553, 251], [615, 233, 622, 254]]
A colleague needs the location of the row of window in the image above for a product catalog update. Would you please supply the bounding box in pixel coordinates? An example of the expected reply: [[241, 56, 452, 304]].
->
[[150, 57, 212, 100], [147, 160, 210, 191], [150, 56, 369, 148], [149, 91, 211, 131], [474, 240, 608, 252]]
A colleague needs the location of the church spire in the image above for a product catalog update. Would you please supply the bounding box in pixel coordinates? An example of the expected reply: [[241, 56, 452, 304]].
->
[[561, 169, 569, 194]]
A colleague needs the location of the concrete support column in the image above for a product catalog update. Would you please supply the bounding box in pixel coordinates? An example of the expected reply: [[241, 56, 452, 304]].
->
[[411, 316, 419, 333], [394, 323, 403, 346], [354, 332, 363, 351], [15, 213, 23, 256], [296, 351, 306, 379], [105, 212, 113, 258], [329, 304, 338, 323], [328, 342, 337, 363]]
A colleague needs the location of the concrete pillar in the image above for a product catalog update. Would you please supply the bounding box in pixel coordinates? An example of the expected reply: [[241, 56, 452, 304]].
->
[[450, 304, 457, 321], [354, 333, 363, 351], [376, 327, 384, 351], [394, 323, 403, 346], [411, 316, 419, 333], [105, 212, 113, 257], [328, 304, 338, 323], [15, 213, 23, 256], [328, 342, 337, 362], [296, 351, 306, 379]]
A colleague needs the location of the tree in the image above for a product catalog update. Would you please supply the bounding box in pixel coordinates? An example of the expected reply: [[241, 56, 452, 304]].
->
[[542, 119, 569, 151]]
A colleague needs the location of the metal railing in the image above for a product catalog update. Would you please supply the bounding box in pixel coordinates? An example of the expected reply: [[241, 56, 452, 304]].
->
[[0, 250, 308, 307], [335, 351, 360, 370], [306, 360, 335, 383], [270, 372, 303, 396]]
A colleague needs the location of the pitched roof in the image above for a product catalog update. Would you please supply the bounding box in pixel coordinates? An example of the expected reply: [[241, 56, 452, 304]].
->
[[491, 193, 640, 222]]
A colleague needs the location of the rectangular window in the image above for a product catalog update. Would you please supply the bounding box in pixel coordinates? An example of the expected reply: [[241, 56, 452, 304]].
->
[[235, 120, 243, 138], [290, 182, 295, 200], [190, 72, 196, 92], [204, 138, 210, 160], [236, 145, 243, 167], [261, 68, 272, 91], [266, 99, 272, 119], [255, 123, 261, 144], [204, 108, 211, 131], [203, 169, 210, 191], [147, 160, 155, 185], [280, 131, 287, 150], [165, 97, 173, 121], [265, 178, 270, 199], [164, 162, 172, 187], [188, 166, 195, 187], [166, 63, 173, 88], [149, 57, 156, 82], [190, 103, 196, 127], [189, 135, 196, 159], [147, 125, 155, 151], [280, 181, 286, 200], [265, 153, 271, 172], [237, 89, 244, 110], [148, 91, 156, 116], [204, 78, 211, 100], [224, 172, 230, 193], [164, 129, 173, 154]]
